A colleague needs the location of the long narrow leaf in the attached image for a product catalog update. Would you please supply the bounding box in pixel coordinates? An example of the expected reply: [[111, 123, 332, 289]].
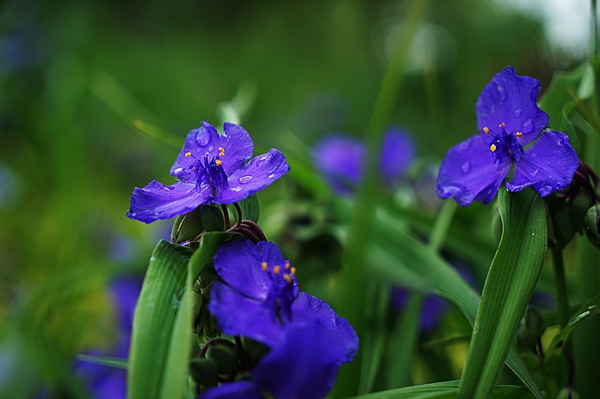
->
[[458, 189, 547, 399]]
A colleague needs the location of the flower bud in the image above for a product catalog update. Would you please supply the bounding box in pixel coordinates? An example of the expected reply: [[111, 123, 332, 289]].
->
[[206, 345, 239, 377], [516, 306, 546, 349], [557, 387, 580, 399], [171, 206, 204, 243], [189, 357, 218, 388], [548, 204, 575, 250], [584, 204, 600, 248], [200, 205, 225, 232]]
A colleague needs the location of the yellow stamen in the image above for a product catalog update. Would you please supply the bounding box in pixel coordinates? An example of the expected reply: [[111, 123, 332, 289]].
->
[[215, 159, 222, 166], [285, 262, 290, 270], [290, 267, 296, 275], [218, 147, 225, 157], [185, 151, 192, 157], [516, 131, 523, 138], [499, 122, 506, 127], [483, 126, 489, 134], [490, 144, 497, 152], [273, 265, 280, 274], [283, 274, 293, 284], [261, 262, 268, 271]]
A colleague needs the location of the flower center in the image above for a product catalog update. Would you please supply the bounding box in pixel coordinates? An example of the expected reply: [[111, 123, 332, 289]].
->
[[483, 122, 524, 163], [186, 148, 228, 195]]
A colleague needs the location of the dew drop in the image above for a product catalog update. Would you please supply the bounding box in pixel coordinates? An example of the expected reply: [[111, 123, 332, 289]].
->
[[173, 167, 183, 174], [457, 140, 471, 151], [207, 145, 214, 152], [238, 175, 253, 184], [496, 84, 507, 102], [460, 161, 471, 174], [196, 130, 211, 146], [268, 173, 276, 179], [230, 187, 242, 192], [530, 169, 539, 177], [522, 119, 533, 133], [514, 109, 522, 118]]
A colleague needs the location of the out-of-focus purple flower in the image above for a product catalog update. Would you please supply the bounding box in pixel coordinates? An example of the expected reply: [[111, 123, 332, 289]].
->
[[436, 66, 578, 206], [202, 319, 357, 399], [313, 128, 415, 195], [75, 276, 142, 399], [127, 122, 289, 223]]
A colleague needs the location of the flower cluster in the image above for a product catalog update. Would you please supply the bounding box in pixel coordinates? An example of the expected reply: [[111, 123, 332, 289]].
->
[[127, 121, 289, 223], [313, 127, 415, 195], [436, 66, 578, 206], [203, 239, 358, 399]]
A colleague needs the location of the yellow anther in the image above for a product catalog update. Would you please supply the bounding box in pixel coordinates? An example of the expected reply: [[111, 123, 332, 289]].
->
[[285, 262, 290, 270], [218, 147, 225, 157], [490, 144, 497, 152], [261, 262, 268, 271], [499, 122, 506, 127], [215, 159, 223, 166], [185, 151, 192, 157], [516, 131, 523, 138], [290, 267, 296, 275], [283, 274, 293, 284], [273, 265, 280, 274], [483, 126, 489, 134]]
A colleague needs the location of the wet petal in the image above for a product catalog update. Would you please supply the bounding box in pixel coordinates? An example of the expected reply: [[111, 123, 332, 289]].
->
[[126, 180, 210, 223], [436, 134, 511, 206], [380, 128, 415, 187], [214, 149, 290, 204], [170, 121, 221, 182], [208, 281, 286, 346], [313, 135, 363, 195], [476, 66, 549, 145], [507, 130, 578, 197], [221, 122, 254, 176]]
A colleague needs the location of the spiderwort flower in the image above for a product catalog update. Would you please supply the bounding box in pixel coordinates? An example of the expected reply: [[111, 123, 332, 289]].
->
[[208, 239, 358, 353], [201, 319, 358, 399], [436, 66, 578, 206], [313, 127, 415, 195], [127, 122, 289, 223]]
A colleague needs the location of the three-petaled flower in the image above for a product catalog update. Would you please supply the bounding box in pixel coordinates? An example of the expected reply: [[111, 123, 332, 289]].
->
[[436, 66, 578, 206], [127, 121, 289, 223]]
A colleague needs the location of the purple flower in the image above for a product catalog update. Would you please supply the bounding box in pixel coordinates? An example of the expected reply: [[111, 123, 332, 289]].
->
[[201, 320, 358, 399], [313, 128, 415, 195], [209, 239, 299, 345], [127, 122, 289, 223], [436, 66, 578, 206], [208, 240, 358, 353]]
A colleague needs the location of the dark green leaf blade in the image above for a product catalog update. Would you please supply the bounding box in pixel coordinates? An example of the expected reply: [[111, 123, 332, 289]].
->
[[458, 189, 547, 399]]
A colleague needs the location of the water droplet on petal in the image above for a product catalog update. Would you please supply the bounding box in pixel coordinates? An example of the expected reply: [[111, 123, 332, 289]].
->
[[460, 161, 471, 174], [196, 130, 210, 146], [230, 187, 242, 192], [238, 175, 253, 184], [514, 109, 522, 117], [268, 173, 276, 179], [496, 84, 507, 102], [530, 169, 539, 177], [522, 119, 533, 133], [173, 167, 183, 174], [207, 145, 214, 152], [457, 140, 471, 151]]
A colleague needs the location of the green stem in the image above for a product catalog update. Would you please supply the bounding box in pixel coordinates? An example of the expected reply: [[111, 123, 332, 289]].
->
[[552, 249, 570, 329]]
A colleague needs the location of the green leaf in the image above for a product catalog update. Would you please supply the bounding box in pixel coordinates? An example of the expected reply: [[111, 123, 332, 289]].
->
[[76, 354, 127, 369], [128, 240, 192, 399], [458, 189, 547, 399], [349, 381, 535, 399], [545, 293, 600, 368], [237, 194, 260, 223], [371, 198, 543, 398]]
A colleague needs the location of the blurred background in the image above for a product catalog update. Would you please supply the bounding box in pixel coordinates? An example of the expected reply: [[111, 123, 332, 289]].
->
[[0, 0, 592, 397]]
